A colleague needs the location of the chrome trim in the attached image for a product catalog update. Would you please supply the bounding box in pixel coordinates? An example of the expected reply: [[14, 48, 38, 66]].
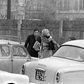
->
[[63, 70, 84, 74], [35, 68, 46, 72], [35, 68, 46, 81]]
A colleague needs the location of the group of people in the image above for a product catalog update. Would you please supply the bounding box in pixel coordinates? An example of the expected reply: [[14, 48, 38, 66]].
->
[[24, 28, 60, 58]]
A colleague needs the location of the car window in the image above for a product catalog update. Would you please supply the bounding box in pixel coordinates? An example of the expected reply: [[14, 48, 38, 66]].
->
[[13, 46, 27, 57], [53, 46, 84, 61], [0, 45, 10, 57]]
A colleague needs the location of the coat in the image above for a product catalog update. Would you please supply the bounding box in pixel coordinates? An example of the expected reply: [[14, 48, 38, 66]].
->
[[24, 34, 41, 57]]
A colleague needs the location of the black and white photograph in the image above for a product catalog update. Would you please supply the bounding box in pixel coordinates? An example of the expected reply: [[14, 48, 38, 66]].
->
[[0, 0, 84, 84]]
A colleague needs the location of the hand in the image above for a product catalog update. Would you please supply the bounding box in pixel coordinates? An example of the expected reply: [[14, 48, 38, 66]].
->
[[48, 36, 52, 42]]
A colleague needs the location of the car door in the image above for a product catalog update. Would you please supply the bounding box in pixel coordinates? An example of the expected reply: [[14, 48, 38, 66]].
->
[[12, 45, 30, 74], [0, 45, 12, 72]]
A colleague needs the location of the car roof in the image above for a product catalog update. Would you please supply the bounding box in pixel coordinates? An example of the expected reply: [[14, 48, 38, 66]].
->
[[62, 40, 84, 48], [0, 39, 22, 45]]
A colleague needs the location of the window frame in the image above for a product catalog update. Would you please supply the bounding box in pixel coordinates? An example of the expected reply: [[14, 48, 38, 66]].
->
[[12, 45, 28, 58], [57, 0, 84, 13], [0, 44, 10, 58]]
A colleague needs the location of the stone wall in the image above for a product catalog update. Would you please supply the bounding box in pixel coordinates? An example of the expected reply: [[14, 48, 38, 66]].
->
[[0, 19, 84, 45], [21, 20, 60, 43]]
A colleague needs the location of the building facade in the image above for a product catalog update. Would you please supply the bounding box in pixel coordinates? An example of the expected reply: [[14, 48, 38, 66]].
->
[[0, 0, 84, 20], [56, 0, 84, 20], [0, 0, 26, 19]]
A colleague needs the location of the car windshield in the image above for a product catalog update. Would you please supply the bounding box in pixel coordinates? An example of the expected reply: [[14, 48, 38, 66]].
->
[[53, 46, 84, 61]]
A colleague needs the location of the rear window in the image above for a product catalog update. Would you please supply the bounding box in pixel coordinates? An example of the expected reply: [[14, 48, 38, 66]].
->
[[12, 46, 27, 57], [0, 45, 10, 57], [53, 46, 84, 61]]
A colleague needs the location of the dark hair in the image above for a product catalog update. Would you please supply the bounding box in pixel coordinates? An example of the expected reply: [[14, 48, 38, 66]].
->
[[68, 37, 76, 41], [34, 29, 39, 32]]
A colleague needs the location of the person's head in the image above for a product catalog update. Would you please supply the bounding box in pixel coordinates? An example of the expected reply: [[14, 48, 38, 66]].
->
[[42, 29, 50, 38], [33, 29, 40, 37], [68, 37, 76, 41]]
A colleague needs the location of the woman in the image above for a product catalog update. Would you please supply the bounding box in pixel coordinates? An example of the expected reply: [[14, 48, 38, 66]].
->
[[40, 29, 59, 58]]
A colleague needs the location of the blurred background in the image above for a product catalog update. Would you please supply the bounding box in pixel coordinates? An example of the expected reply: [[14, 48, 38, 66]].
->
[[0, 0, 84, 44]]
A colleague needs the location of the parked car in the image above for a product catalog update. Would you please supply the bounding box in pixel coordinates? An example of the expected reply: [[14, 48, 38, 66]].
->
[[0, 39, 38, 74], [21, 40, 84, 84], [0, 70, 29, 84]]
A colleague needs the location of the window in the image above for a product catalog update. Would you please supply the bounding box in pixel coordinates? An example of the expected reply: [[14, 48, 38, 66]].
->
[[74, 0, 79, 11], [0, 45, 10, 57], [64, 0, 70, 11], [79, 0, 84, 10], [13, 46, 27, 57], [57, 0, 70, 11], [53, 46, 84, 61], [58, 0, 79, 12], [83, 0, 84, 9], [58, 0, 63, 11]]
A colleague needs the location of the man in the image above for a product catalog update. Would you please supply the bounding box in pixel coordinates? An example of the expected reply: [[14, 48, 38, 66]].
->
[[24, 29, 41, 58]]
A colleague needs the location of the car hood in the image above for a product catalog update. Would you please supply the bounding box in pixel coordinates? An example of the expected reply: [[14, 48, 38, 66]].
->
[[31, 57, 84, 72], [26, 57, 84, 84], [0, 70, 29, 84]]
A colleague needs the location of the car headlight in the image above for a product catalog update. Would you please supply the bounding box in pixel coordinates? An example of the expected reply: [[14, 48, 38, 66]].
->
[[56, 72, 60, 83], [22, 65, 25, 75]]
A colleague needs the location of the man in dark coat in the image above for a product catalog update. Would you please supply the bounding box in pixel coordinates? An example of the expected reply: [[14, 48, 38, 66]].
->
[[24, 29, 41, 58]]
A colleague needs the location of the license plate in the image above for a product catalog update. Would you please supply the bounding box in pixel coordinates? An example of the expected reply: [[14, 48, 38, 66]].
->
[[35, 68, 45, 81]]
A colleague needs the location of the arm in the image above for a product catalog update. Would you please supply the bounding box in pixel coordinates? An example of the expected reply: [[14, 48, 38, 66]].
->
[[52, 39, 60, 48], [48, 36, 60, 48], [24, 36, 30, 48], [37, 36, 41, 43]]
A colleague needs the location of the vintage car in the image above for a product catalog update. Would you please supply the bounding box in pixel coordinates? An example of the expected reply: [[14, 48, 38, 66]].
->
[[0, 39, 38, 74], [0, 70, 29, 84], [21, 40, 84, 84]]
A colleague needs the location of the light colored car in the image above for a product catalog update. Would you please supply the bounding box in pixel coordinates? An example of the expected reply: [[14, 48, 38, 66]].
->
[[0, 70, 29, 84], [0, 39, 38, 74], [21, 40, 84, 84]]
